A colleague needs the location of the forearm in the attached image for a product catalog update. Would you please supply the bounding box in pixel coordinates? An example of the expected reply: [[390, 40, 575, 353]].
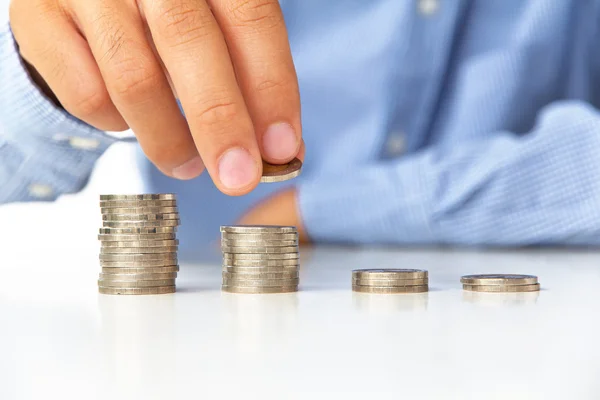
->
[[0, 22, 117, 204], [298, 100, 600, 246]]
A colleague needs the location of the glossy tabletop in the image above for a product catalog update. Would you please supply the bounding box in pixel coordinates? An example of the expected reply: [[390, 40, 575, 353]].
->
[[2, 236, 600, 399], [1, 146, 599, 399]]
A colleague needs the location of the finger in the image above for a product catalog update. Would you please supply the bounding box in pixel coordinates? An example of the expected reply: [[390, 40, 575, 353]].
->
[[208, 0, 301, 164], [141, 0, 262, 195], [296, 139, 306, 162], [72, 0, 203, 179], [10, 1, 127, 131]]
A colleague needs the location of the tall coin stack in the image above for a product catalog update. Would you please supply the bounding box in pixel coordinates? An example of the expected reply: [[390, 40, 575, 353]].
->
[[220, 225, 300, 294], [98, 194, 180, 295], [461, 274, 540, 292], [352, 269, 429, 293]]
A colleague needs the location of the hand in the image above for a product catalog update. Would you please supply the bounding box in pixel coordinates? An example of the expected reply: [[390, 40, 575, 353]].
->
[[237, 187, 310, 243], [10, 0, 303, 195]]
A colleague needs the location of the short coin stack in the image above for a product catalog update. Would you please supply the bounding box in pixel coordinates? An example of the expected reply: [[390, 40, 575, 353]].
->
[[461, 274, 540, 292], [220, 225, 300, 294], [352, 269, 429, 293], [98, 194, 180, 295]]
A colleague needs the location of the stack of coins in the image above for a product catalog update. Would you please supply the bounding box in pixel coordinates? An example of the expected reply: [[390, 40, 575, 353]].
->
[[461, 274, 540, 292], [352, 269, 429, 293], [98, 194, 180, 295], [220, 225, 300, 294]]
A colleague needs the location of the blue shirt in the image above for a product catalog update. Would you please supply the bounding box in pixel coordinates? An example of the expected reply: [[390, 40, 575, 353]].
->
[[3, 0, 600, 252]]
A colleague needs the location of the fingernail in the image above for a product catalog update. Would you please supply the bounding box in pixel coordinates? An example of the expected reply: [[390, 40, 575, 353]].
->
[[172, 156, 204, 180], [218, 147, 258, 190], [262, 123, 298, 161]]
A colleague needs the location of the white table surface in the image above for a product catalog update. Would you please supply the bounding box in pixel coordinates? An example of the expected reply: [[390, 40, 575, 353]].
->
[[2, 235, 600, 399], [0, 143, 598, 400]]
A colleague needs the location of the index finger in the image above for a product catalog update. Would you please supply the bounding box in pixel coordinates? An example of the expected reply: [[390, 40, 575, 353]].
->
[[140, 0, 262, 195], [209, 0, 302, 164]]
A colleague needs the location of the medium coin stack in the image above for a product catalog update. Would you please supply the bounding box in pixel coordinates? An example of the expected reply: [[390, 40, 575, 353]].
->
[[461, 274, 540, 292], [352, 269, 429, 293], [98, 194, 180, 295], [220, 225, 300, 294]]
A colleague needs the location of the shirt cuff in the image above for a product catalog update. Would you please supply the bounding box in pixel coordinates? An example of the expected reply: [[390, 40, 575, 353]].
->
[[296, 158, 436, 244]]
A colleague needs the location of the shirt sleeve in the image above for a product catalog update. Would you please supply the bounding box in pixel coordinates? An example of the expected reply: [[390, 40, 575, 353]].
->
[[0, 22, 119, 204], [297, 100, 600, 246]]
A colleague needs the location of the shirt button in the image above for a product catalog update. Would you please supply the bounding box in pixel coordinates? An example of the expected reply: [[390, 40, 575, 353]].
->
[[418, 0, 439, 16], [28, 183, 53, 198], [68, 137, 100, 150], [385, 131, 407, 156]]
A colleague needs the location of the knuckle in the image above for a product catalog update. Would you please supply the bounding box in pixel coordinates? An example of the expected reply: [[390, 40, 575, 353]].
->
[[228, 0, 282, 29], [94, 18, 129, 64], [193, 96, 240, 129], [156, 1, 212, 47], [255, 77, 292, 94], [66, 85, 110, 119], [109, 59, 162, 102]]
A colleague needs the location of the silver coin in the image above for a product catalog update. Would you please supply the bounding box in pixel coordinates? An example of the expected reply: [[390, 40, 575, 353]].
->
[[98, 279, 176, 288], [102, 213, 180, 221], [102, 266, 179, 274], [222, 277, 299, 287], [222, 252, 299, 260], [221, 245, 299, 254], [260, 158, 302, 183], [221, 285, 298, 294], [222, 266, 299, 274], [462, 283, 541, 292], [223, 259, 300, 267], [100, 246, 178, 254], [223, 271, 299, 279], [221, 232, 299, 241], [100, 200, 177, 208], [99, 272, 178, 280], [100, 259, 178, 267], [221, 239, 298, 247], [98, 233, 177, 241], [352, 285, 429, 294], [99, 194, 176, 201], [98, 286, 176, 295], [220, 225, 297, 234], [460, 274, 539, 285], [103, 220, 180, 228], [101, 239, 179, 247], [352, 278, 429, 287], [99, 227, 177, 234], [101, 207, 179, 214], [352, 269, 429, 279], [100, 253, 177, 261]]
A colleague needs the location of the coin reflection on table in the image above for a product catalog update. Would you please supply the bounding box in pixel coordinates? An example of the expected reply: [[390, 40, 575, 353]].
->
[[220, 292, 299, 353], [97, 295, 176, 398], [462, 290, 540, 307], [352, 292, 429, 313]]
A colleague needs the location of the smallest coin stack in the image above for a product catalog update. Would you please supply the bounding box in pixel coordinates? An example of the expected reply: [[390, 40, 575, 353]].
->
[[461, 274, 540, 292], [352, 269, 429, 293], [220, 225, 300, 294], [97, 194, 180, 295]]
